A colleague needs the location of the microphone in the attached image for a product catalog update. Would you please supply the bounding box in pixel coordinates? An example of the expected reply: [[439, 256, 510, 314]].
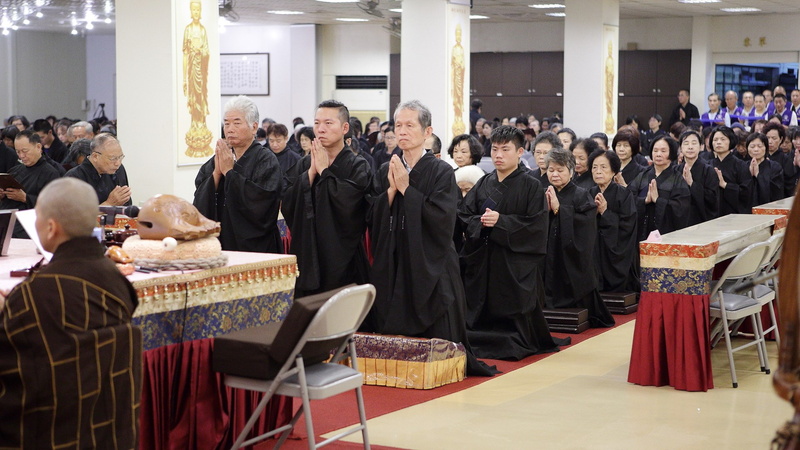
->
[[98, 205, 140, 218]]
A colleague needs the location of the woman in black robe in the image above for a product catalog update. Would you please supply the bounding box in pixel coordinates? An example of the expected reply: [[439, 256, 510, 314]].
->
[[543, 148, 615, 328], [611, 130, 645, 186], [458, 126, 565, 360], [676, 130, 719, 226], [710, 126, 752, 216], [588, 150, 640, 293], [745, 132, 784, 206], [570, 138, 598, 190], [627, 135, 690, 241]]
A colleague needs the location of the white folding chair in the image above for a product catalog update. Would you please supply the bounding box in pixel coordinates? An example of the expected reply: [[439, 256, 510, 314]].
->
[[215, 284, 376, 450], [709, 241, 771, 388], [752, 232, 784, 347]]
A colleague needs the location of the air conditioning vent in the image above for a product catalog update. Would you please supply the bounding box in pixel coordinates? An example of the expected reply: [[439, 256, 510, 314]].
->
[[336, 75, 388, 89]]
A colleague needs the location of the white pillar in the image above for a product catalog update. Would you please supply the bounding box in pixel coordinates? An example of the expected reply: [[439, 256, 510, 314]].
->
[[564, 0, 619, 137], [290, 24, 317, 121], [691, 16, 713, 108], [401, 0, 470, 148], [116, 0, 221, 204]]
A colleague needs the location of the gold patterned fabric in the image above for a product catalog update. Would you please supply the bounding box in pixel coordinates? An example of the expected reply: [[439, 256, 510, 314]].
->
[[0, 237, 141, 449]]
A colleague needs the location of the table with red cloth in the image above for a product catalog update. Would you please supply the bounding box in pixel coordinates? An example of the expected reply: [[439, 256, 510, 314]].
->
[[0, 241, 298, 449], [628, 214, 787, 392]]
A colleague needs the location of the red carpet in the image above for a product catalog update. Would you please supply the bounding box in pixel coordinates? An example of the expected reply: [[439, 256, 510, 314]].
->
[[256, 312, 637, 449]]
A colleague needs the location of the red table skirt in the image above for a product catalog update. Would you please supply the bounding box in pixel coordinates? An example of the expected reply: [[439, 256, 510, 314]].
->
[[139, 338, 292, 449], [628, 292, 714, 392]]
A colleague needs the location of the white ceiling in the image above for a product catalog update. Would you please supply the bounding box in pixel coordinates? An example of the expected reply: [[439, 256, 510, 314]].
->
[[2, 0, 796, 34]]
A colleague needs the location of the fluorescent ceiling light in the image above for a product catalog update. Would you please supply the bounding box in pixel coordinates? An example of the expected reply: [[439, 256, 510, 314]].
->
[[546, 12, 566, 17], [721, 7, 761, 12], [678, 0, 720, 4], [470, 15, 489, 19], [267, 10, 304, 15], [529, 3, 564, 8], [336, 17, 369, 21]]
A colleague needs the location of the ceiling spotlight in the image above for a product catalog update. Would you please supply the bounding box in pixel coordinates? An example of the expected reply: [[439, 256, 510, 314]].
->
[[71, 28, 78, 35], [720, 7, 760, 12], [35, 11, 43, 18], [2, 29, 8, 36], [22, 18, 30, 25], [104, 17, 111, 24], [86, 22, 94, 30], [10, 25, 18, 30]]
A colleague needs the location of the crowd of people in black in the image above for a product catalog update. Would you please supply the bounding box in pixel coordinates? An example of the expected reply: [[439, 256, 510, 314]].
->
[[5, 85, 798, 370]]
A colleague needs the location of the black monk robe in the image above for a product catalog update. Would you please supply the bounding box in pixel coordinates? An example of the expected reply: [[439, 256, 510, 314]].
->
[[676, 160, 720, 226], [573, 171, 595, 190], [589, 182, 640, 293], [458, 167, 564, 360], [750, 158, 784, 206], [193, 141, 283, 253], [367, 152, 495, 376], [712, 153, 752, 216], [282, 147, 372, 296], [544, 182, 615, 328], [627, 165, 691, 241], [620, 160, 645, 185], [0, 157, 60, 238]]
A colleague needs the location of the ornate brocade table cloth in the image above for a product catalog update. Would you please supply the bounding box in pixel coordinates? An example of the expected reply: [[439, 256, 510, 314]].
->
[[628, 214, 786, 391]]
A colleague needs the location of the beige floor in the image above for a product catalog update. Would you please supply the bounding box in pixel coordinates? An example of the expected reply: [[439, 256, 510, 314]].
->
[[330, 320, 793, 450]]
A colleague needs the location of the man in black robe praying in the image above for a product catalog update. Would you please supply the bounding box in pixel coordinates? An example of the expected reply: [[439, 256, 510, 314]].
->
[[193, 95, 282, 253], [0, 129, 60, 238], [458, 126, 564, 360], [367, 100, 494, 376], [65, 133, 131, 207], [282, 100, 372, 296]]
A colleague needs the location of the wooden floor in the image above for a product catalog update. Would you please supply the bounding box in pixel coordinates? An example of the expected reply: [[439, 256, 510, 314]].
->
[[329, 320, 792, 449]]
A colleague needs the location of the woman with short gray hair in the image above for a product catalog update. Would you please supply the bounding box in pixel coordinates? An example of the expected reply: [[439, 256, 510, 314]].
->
[[543, 147, 615, 328]]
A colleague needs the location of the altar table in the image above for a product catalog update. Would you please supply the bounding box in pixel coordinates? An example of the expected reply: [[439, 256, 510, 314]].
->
[[628, 214, 786, 391], [0, 240, 298, 449]]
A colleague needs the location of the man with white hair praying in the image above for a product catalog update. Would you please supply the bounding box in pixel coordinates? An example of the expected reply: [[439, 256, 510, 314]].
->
[[193, 95, 283, 252]]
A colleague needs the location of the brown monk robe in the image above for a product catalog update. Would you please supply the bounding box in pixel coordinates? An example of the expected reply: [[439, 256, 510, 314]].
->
[[0, 178, 141, 449]]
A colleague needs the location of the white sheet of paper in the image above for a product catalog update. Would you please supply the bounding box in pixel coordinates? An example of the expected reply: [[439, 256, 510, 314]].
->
[[14, 209, 53, 261]]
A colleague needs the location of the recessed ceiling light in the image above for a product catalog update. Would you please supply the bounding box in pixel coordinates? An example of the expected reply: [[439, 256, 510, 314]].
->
[[389, 8, 402, 13], [336, 17, 368, 22], [677, 0, 720, 4], [35, 11, 43, 18], [470, 15, 489, 19], [546, 12, 566, 17], [267, 10, 304, 15], [720, 7, 761, 12], [529, 3, 565, 8]]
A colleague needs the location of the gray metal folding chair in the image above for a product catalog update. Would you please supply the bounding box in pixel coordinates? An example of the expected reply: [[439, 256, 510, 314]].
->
[[216, 284, 375, 450], [709, 241, 771, 388]]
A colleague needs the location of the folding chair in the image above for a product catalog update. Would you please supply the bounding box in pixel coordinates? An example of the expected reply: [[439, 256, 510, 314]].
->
[[721, 232, 784, 347], [213, 284, 376, 449], [752, 232, 784, 347], [708, 241, 771, 388]]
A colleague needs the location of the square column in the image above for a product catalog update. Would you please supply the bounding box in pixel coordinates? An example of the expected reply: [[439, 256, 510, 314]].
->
[[401, 0, 470, 147], [116, 0, 221, 203], [564, 0, 619, 136]]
